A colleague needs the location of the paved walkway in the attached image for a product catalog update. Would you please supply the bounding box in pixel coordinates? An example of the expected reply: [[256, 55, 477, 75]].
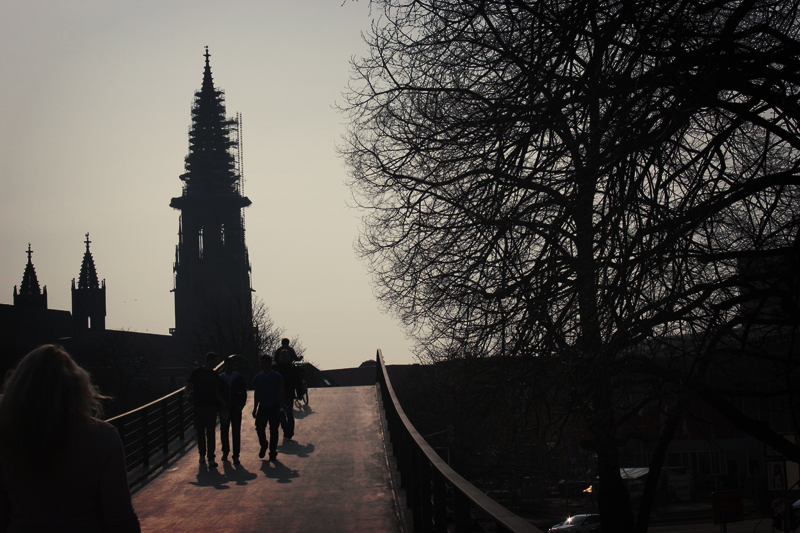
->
[[132, 386, 403, 533]]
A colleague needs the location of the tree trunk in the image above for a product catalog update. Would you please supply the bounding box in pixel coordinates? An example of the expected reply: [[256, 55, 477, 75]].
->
[[595, 433, 635, 531], [634, 399, 688, 533]]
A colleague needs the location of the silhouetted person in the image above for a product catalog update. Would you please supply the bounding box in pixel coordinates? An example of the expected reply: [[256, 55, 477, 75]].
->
[[274, 338, 302, 362], [219, 356, 247, 465], [0, 345, 140, 532], [273, 348, 300, 439], [252, 354, 286, 461], [186, 352, 225, 467]]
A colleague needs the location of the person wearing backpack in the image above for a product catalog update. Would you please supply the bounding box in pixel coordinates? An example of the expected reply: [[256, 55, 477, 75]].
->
[[274, 338, 302, 362]]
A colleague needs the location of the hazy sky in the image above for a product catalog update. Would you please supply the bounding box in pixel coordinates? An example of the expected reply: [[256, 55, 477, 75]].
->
[[0, 0, 417, 370]]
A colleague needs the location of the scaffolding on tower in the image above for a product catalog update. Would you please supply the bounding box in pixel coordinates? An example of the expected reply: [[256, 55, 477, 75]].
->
[[229, 112, 246, 235], [231, 112, 245, 196]]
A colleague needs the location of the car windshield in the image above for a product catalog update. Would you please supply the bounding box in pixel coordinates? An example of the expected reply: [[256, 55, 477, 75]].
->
[[563, 516, 586, 525]]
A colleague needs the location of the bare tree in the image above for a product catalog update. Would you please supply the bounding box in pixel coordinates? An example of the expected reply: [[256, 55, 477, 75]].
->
[[186, 296, 304, 383], [184, 294, 257, 366], [250, 299, 306, 375], [341, 0, 800, 529]]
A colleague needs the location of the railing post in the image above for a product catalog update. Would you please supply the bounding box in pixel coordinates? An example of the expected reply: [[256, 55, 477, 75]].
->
[[161, 399, 169, 454], [454, 490, 471, 533], [178, 390, 186, 443], [420, 456, 433, 532], [433, 470, 447, 533], [410, 445, 422, 531], [141, 408, 150, 470], [401, 426, 412, 492], [396, 415, 408, 489]]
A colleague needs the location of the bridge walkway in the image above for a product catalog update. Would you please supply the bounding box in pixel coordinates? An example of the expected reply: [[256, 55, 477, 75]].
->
[[131, 386, 403, 533]]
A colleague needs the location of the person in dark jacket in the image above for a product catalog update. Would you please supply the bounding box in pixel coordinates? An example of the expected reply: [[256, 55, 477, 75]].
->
[[252, 354, 286, 461], [273, 347, 300, 440], [218, 356, 248, 465], [186, 352, 226, 467]]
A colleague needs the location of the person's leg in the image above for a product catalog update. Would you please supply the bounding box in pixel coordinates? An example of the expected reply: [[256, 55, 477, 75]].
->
[[284, 407, 295, 439], [193, 408, 207, 462], [219, 409, 231, 460], [204, 408, 217, 462], [268, 407, 280, 458], [231, 409, 242, 461], [255, 408, 269, 457], [280, 386, 293, 435]]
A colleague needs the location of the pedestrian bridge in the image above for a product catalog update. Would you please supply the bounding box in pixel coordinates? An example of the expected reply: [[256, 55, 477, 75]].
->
[[114, 351, 541, 533]]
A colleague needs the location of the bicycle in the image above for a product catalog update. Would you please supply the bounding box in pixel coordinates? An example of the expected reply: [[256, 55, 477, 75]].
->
[[294, 376, 309, 408]]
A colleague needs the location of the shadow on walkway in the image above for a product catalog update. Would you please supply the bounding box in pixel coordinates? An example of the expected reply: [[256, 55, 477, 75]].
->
[[190, 463, 259, 490], [278, 438, 315, 458], [133, 386, 403, 533], [259, 459, 300, 484], [293, 403, 314, 419]]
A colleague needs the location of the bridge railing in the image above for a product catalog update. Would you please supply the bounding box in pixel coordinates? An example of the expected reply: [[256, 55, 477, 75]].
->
[[106, 386, 194, 488], [375, 350, 542, 533]]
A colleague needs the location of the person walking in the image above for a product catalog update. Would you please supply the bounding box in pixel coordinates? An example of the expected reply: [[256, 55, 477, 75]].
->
[[0, 345, 141, 532], [273, 347, 300, 440], [252, 354, 286, 461], [219, 356, 247, 465], [185, 352, 226, 467], [274, 338, 302, 362]]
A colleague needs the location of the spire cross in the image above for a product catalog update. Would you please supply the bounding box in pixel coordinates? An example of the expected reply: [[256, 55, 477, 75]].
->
[[84, 232, 91, 251], [26, 243, 33, 262], [204, 46, 210, 66]]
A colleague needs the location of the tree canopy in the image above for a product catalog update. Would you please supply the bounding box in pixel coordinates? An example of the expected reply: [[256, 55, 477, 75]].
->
[[342, 0, 800, 529]]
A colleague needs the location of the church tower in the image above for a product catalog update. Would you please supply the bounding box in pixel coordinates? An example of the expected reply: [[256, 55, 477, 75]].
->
[[72, 233, 106, 331], [170, 48, 253, 344], [14, 244, 47, 309]]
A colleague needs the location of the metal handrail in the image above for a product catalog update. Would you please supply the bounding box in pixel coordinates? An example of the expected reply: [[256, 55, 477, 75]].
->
[[106, 386, 194, 489], [375, 350, 542, 533]]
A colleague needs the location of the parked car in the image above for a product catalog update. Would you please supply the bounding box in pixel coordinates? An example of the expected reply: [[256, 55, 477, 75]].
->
[[548, 514, 601, 533]]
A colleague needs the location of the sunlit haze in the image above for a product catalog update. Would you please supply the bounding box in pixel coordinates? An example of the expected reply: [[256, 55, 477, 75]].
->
[[0, 0, 416, 370]]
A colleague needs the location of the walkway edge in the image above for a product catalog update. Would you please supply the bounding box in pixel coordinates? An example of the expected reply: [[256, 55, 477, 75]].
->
[[377, 382, 412, 533]]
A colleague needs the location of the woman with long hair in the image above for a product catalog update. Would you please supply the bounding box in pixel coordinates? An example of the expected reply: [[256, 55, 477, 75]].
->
[[0, 344, 140, 532]]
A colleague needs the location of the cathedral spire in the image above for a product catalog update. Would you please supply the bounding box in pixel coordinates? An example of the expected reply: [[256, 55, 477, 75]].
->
[[14, 243, 47, 308], [179, 46, 239, 193], [78, 233, 100, 289], [169, 50, 253, 349], [202, 46, 214, 94]]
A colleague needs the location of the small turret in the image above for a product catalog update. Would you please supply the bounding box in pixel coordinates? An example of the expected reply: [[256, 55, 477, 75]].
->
[[13, 243, 47, 309], [72, 233, 106, 331]]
